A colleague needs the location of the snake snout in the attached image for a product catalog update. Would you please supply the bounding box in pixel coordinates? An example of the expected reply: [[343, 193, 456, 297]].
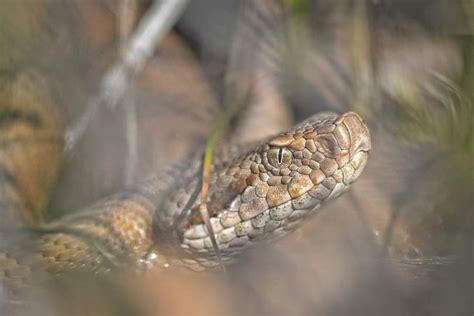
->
[[339, 112, 371, 158]]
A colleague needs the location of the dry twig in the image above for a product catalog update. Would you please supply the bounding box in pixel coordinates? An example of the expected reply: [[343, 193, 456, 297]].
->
[[64, 0, 190, 152], [119, 0, 139, 185]]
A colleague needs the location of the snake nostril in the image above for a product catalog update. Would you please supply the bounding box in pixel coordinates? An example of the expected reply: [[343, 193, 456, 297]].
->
[[334, 124, 351, 151], [314, 134, 341, 158], [341, 112, 371, 158]]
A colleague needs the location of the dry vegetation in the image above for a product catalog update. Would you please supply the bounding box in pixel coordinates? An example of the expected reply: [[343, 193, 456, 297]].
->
[[0, 1, 472, 315]]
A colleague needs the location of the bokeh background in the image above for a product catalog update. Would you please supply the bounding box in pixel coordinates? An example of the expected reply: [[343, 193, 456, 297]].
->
[[1, 0, 472, 315]]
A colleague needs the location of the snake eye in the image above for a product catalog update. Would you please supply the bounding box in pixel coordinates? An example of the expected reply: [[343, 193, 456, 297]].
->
[[268, 147, 292, 168]]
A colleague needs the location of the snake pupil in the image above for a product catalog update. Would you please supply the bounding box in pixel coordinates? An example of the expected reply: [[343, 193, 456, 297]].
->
[[277, 148, 283, 164]]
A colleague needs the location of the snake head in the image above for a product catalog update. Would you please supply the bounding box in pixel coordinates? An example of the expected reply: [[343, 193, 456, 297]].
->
[[178, 112, 371, 269]]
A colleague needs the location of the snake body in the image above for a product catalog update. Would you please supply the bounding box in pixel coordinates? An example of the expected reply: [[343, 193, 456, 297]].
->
[[0, 72, 371, 294]]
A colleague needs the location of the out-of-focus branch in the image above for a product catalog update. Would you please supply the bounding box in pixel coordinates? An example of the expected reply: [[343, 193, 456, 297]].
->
[[121, 0, 189, 72], [64, 0, 189, 152], [119, 0, 137, 52], [119, 0, 139, 185]]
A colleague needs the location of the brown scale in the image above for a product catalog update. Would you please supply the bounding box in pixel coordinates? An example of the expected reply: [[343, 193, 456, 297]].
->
[[35, 199, 155, 275], [0, 71, 63, 225]]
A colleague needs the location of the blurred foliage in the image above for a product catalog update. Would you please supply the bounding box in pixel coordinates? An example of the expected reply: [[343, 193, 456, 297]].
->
[[394, 0, 472, 169], [464, 0, 474, 31], [396, 75, 473, 161], [0, 1, 48, 69], [287, 0, 310, 19], [394, 35, 473, 243], [350, 0, 376, 118]]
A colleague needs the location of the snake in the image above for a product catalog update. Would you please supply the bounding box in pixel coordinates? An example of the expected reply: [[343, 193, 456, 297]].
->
[[0, 71, 371, 297]]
